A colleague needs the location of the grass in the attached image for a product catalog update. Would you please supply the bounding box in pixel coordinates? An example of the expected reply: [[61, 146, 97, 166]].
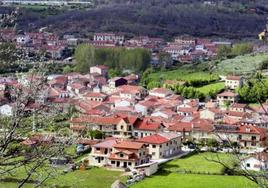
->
[[148, 69, 218, 83], [195, 82, 225, 95], [131, 152, 257, 188], [131, 173, 257, 188], [164, 152, 234, 174], [46, 167, 125, 188], [216, 53, 268, 75], [0, 167, 125, 188]]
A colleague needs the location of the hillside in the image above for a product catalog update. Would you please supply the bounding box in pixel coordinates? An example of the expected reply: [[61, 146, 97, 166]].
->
[[215, 53, 268, 74], [3, 0, 268, 39]]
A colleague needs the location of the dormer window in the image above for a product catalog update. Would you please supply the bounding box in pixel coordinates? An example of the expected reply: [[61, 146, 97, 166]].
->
[[120, 153, 124, 157]]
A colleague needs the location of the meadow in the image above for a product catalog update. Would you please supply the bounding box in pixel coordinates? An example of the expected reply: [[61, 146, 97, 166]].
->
[[215, 53, 268, 75], [131, 152, 257, 188], [195, 82, 225, 96]]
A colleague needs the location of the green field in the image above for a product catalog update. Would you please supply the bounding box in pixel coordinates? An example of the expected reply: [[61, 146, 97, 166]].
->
[[148, 69, 218, 83], [216, 53, 268, 75], [132, 152, 257, 188], [47, 168, 125, 188], [0, 167, 125, 188], [165, 152, 234, 174], [131, 173, 256, 188], [196, 82, 225, 95]]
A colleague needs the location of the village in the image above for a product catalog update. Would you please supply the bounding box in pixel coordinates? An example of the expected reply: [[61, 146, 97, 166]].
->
[[0, 9, 268, 188], [0, 60, 267, 186], [0, 28, 230, 62]]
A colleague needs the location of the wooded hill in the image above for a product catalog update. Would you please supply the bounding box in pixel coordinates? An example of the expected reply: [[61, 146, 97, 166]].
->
[[2, 0, 268, 39]]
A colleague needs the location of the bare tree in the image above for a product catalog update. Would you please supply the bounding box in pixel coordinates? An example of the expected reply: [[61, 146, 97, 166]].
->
[[0, 63, 85, 187]]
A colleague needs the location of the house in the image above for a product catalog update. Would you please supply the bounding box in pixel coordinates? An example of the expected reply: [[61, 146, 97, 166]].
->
[[84, 92, 107, 102], [47, 87, 69, 100], [102, 77, 127, 94], [217, 91, 239, 106], [241, 152, 268, 171], [214, 124, 267, 148], [109, 77, 127, 88], [117, 85, 147, 100], [133, 118, 165, 138], [174, 36, 196, 46], [200, 108, 224, 121], [134, 99, 159, 116], [177, 107, 199, 117], [48, 76, 68, 90], [136, 132, 181, 160], [90, 65, 108, 77], [230, 103, 248, 112], [89, 138, 118, 166], [168, 120, 214, 143], [151, 109, 177, 119], [67, 83, 87, 96], [225, 76, 243, 90], [108, 141, 149, 169], [224, 111, 248, 123], [149, 88, 173, 98], [124, 74, 139, 85], [93, 33, 124, 44], [70, 115, 138, 139]]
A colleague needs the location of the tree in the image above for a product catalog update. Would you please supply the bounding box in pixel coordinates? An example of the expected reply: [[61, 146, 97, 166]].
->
[[63, 65, 73, 74], [0, 67, 82, 187], [217, 45, 232, 59], [158, 52, 173, 69], [231, 43, 253, 56], [88, 130, 104, 140], [147, 81, 161, 90], [74, 44, 95, 73], [108, 68, 121, 78]]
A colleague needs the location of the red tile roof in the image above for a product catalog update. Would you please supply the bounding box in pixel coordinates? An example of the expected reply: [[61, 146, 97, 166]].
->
[[217, 91, 238, 97], [117, 85, 144, 94], [134, 118, 164, 131], [231, 103, 247, 108], [226, 76, 241, 81], [113, 141, 144, 150], [136, 134, 169, 144]]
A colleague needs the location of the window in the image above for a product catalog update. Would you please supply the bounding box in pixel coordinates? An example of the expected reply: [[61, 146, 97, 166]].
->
[[246, 163, 250, 167], [128, 162, 132, 166], [152, 145, 156, 148], [120, 154, 124, 157], [111, 161, 115, 164], [121, 125, 124, 130], [152, 152, 156, 156], [96, 148, 100, 151]]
